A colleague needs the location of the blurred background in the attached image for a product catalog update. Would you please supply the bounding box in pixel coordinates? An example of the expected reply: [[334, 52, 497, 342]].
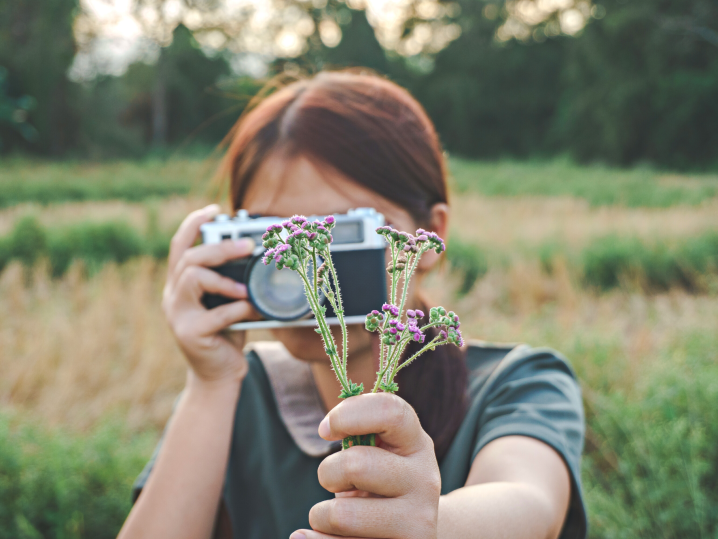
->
[[0, 0, 717, 537]]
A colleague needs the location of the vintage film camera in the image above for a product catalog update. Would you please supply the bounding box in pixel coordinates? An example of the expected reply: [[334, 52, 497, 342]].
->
[[200, 208, 388, 330]]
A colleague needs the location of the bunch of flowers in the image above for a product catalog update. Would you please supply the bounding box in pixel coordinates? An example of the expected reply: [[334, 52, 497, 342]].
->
[[262, 215, 462, 448]]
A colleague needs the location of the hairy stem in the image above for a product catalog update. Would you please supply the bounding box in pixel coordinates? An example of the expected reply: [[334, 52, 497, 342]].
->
[[298, 268, 349, 391], [325, 255, 349, 373]]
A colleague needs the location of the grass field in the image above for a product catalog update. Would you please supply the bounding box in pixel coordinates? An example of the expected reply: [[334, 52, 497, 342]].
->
[[1, 156, 717, 538]]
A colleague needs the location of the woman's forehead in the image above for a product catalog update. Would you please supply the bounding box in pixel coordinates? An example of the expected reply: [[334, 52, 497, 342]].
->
[[242, 155, 414, 226]]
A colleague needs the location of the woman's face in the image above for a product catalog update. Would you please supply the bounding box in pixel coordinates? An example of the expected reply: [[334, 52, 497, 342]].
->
[[241, 154, 444, 364]]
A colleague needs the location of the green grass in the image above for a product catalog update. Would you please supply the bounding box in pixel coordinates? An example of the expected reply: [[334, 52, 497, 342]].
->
[[0, 215, 171, 277], [0, 158, 212, 207], [449, 157, 718, 207], [2, 324, 716, 538], [2, 215, 716, 294], [0, 414, 156, 539], [581, 331, 718, 538], [2, 157, 717, 208]]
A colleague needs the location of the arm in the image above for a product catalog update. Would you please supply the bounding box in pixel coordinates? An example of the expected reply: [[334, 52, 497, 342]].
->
[[438, 435, 571, 539], [119, 374, 241, 539], [118, 205, 256, 539]]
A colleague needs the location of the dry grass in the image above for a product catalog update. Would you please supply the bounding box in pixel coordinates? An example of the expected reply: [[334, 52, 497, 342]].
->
[[451, 194, 718, 249], [1, 254, 715, 432], [2, 193, 717, 252], [0, 197, 209, 236]]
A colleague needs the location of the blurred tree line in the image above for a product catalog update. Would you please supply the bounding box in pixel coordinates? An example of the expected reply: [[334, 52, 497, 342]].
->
[[0, 0, 716, 169]]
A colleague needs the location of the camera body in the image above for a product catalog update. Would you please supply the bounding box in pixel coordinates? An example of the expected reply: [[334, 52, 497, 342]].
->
[[200, 208, 388, 330]]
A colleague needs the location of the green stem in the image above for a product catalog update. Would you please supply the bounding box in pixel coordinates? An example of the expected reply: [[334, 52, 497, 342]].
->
[[325, 255, 349, 373], [393, 338, 449, 376], [298, 269, 349, 391], [312, 247, 318, 298]]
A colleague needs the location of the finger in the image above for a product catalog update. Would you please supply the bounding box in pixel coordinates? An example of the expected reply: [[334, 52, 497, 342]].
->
[[290, 530, 357, 539], [175, 266, 248, 304], [172, 238, 255, 286], [195, 299, 258, 335], [167, 204, 221, 276], [318, 393, 430, 456], [318, 446, 413, 497], [309, 497, 431, 539]]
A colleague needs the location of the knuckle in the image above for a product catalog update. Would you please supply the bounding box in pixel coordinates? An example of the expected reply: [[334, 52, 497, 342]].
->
[[327, 500, 353, 534], [179, 265, 201, 287], [340, 450, 367, 483], [381, 393, 411, 430]]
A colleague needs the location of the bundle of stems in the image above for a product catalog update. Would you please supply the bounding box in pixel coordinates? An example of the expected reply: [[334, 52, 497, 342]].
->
[[262, 216, 463, 449]]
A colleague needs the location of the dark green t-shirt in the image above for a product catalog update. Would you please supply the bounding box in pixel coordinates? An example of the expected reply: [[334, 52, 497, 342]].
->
[[133, 341, 587, 538]]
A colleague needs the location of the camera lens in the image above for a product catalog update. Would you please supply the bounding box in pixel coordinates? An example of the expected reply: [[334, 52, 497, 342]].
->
[[246, 256, 323, 321]]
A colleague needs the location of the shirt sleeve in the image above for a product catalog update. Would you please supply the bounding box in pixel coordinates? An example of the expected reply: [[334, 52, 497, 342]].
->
[[473, 347, 587, 539]]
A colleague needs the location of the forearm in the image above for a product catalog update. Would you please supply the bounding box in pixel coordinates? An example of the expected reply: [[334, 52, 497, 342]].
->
[[118, 372, 242, 539], [438, 482, 563, 539]]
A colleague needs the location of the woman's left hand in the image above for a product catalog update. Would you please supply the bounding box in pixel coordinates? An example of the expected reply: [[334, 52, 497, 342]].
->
[[291, 393, 441, 539]]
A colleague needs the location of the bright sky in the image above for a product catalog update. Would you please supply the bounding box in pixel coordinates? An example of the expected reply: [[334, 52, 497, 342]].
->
[[70, 0, 589, 81]]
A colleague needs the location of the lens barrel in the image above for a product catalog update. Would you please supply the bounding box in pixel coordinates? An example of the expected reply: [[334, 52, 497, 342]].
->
[[245, 256, 323, 321]]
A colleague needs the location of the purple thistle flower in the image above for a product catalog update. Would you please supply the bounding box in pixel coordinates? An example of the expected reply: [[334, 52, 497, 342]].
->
[[396, 322, 405, 331], [413, 332, 425, 343], [415, 309, 424, 318], [262, 248, 276, 265], [371, 309, 380, 315], [439, 329, 448, 340], [307, 232, 317, 241], [416, 228, 426, 236], [291, 215, 307, 225], [382, 303, 392, 311], [406, 309, 415, 318], [416, 234, 428, 242], [389, 327, 398, 335], [389, 319, 398, 326], [324, 215, 335, 225]]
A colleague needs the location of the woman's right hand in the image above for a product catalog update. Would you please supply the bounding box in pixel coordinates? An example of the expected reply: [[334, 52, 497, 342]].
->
[[162, 204, 257, 384]]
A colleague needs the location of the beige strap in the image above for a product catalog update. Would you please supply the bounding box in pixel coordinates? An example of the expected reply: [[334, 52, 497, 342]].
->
[[244, 341, 341, 458]]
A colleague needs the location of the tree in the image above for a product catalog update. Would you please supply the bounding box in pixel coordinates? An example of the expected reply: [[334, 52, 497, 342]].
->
[[0, 0, 80, 155]]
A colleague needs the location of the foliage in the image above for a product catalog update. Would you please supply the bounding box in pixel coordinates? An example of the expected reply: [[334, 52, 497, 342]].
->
[[0, 413, 155, 539], [0, 158, 200, 207], [581, 233, 718, 292], [407, 0, 567, 160], [0, 0, 79, 155], [583, 331, 718, 538], [556, 0, 718, 169], [448, 157, 718, 207], [1, 210, 716, 293], [0, 66, 37, 149], [445, 237, 488, 295], [0, 216, 171, 277]]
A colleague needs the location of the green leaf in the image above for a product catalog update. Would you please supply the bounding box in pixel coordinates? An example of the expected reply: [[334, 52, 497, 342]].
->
[[339, 381, 364, 399], [379, 381, 399, 393]]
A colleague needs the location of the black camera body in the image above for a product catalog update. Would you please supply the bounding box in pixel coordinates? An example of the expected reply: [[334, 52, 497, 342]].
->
[[200, 208, 388, 330]]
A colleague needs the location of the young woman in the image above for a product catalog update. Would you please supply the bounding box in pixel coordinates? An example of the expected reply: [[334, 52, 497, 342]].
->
[[118, 71, 586, 539]]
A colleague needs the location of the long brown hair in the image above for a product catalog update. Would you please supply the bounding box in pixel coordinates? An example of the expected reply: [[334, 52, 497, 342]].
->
[[222, 70, 467, 461]]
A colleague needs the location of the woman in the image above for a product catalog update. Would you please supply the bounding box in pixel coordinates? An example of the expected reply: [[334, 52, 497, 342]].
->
[[118, 71, 586, 539]]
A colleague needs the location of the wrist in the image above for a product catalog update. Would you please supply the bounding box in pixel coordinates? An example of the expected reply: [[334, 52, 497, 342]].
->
[[185, 369, 244, 402]]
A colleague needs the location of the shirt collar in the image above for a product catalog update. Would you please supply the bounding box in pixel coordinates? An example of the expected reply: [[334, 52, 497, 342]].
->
[[245, 341, 341, 458]]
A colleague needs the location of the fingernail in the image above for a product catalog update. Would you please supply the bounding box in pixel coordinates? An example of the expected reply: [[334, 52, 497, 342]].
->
[[235, 238, 253, 250], [204, 204, 221, 215], [235, 282, 247, 294], [318, 416, 330, 439], [290, 533, 306, 539]]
